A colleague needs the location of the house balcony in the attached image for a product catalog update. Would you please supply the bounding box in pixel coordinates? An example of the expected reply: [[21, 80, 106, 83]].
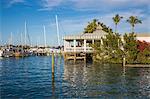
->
[[64, 47, 93, 53]]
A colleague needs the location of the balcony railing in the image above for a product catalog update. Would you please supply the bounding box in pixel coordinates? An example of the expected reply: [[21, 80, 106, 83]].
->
[[65, 47, 93, 53]]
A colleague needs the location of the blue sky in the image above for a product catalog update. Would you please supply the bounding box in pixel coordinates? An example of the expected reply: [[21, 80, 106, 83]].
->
[[1, 0, 150, 46]]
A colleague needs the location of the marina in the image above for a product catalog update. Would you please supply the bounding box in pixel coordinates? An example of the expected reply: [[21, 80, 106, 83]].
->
[[0, 45, 62, 57], [1, 0, 150, 98]]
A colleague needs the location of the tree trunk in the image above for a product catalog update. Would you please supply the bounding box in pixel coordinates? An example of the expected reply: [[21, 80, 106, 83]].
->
[[115, 24, 117, 33], [132, 26, 134, 33]]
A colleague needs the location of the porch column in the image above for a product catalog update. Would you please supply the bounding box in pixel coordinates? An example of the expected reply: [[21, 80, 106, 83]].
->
[[73, 39, 76, 52], [92, 40, 94, 44], [101, 38, 103, 45], [64, 40, 67, 52], [84, 39, 86, 52]]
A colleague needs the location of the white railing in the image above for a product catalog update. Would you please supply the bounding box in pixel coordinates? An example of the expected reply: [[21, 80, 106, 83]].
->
[[65, 47, 93, 53]]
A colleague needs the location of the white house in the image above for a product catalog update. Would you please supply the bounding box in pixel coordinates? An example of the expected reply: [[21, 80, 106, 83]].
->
[[63, 25, 107, 53], [136, 33, 150, 42]]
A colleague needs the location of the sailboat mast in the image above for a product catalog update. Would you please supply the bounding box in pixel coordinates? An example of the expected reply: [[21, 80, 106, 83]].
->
[[10, 32, 13, 45], [43, 25, 46, 47], [21, 33, 23, 45], [25, 21, 27, 46], [55, 15, 60, 46], [0, 32, 2, 46]]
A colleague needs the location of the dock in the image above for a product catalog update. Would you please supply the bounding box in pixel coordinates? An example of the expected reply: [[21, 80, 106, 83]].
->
[[125, 64, 150, 68], [64, 52, 87, 63]]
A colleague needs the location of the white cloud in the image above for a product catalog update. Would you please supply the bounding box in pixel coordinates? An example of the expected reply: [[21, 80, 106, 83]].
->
[[98, 10, 149, 33], [55, 9, 149, 35], [69, 0, 149, 11], [38, 0, 63, 11], [7, 0, 25, 7]]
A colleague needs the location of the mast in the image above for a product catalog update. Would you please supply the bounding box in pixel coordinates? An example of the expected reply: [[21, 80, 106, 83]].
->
[[25, 21, 27, 46], [30, 37, 32, 47], [0, 32, 2, 46], [21, 33, 23, 45], [20, 32, 23, 49], [55, 15, 60, 46], [43, 25, 46, 47], [36, 37, 38, 48], [10, 32, 13, 45]]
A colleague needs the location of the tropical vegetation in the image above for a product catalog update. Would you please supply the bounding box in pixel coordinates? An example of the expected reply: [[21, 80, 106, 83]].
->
[[84, 15, 150, 64], [126, 16, 142, 33], [112, 14, 123, 33], [84, 19, 98, 33]]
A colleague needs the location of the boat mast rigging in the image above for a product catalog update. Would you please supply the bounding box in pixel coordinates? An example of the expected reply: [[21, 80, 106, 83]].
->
[[43, 25, 46, 47], [55, 15, 60, 47]]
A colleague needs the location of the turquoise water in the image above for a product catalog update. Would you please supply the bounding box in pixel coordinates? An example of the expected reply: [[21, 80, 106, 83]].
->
[[0, 56, 150, 98]]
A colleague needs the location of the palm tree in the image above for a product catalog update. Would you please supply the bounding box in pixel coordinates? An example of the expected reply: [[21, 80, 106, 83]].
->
[[84, 19, 98, 33], [112, 14, 123, 33], [127, 16, 142, 33]]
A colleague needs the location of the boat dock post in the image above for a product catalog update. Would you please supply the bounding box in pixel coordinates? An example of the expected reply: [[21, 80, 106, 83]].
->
[[123, 57, 126, 67], [64, 52, 87, 63], [51, 51, 55, 97], [52, 52, 55, 74]]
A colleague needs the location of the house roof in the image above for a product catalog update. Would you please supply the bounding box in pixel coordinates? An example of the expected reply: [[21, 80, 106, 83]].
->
[[136, 33, 150, 37], [63, 25, 107, 40]]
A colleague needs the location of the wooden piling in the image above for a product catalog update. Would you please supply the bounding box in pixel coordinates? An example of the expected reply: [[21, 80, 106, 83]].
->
[[51, 68, 55, 97], [123, 57, 126, 66], [74, 53, 76, 63], [52, 52, 55, 73]]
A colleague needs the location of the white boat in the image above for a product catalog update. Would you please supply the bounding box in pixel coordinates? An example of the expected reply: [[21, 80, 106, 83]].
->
[[0, 50, 3, 57]]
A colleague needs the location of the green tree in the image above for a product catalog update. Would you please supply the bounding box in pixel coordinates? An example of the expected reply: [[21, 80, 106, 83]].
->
[[112, 14, 123, 33], [136, 48, 150, 64], [127, 16, 142, 33], [93, 30, 123, 63], [123, 33, 139, 63], [84, 19, 98, 33], [98, 22, 113, 33]]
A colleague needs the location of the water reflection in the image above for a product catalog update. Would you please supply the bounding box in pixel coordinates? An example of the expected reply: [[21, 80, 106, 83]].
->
[[51, 72, 55, 98], [0, 57, 150, 98], [63, 63, 150, 98]]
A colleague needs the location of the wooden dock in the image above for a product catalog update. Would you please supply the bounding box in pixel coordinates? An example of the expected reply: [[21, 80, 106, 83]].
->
[[124, 64, 150, 67], [123, 58, 150, 67], [64, 52, 86, 63]]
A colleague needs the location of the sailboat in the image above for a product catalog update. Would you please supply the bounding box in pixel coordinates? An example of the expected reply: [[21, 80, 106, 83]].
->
[[41, 15, 61, 55], [0, 33, 3, 57], [0, 49, 3, 57], [55, 15, 61, 54], [14, 21, 30, 57], [43, 25, 51, 56], [2, 32, 14, 57]]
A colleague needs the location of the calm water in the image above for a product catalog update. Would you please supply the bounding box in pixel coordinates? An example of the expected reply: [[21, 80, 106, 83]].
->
[[0, 56, 150, 98]]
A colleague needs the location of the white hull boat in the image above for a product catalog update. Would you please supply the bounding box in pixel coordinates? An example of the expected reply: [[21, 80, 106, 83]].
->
[[0, 50, 3, 57]]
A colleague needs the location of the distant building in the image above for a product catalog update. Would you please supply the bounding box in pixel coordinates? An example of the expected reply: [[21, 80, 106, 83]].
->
[[136, 33, 150, 42]]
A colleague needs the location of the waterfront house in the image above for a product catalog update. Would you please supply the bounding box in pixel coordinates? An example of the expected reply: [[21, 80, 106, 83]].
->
[[63, 25, 107, 62], [63, 25, 107, 53], [63, 23, 150, 62], [136, 33, 150, 42]]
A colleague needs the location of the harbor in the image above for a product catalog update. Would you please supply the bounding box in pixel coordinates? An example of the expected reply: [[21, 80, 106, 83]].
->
[[1, 0, 150, 98], [0, 45, 62, 57]]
